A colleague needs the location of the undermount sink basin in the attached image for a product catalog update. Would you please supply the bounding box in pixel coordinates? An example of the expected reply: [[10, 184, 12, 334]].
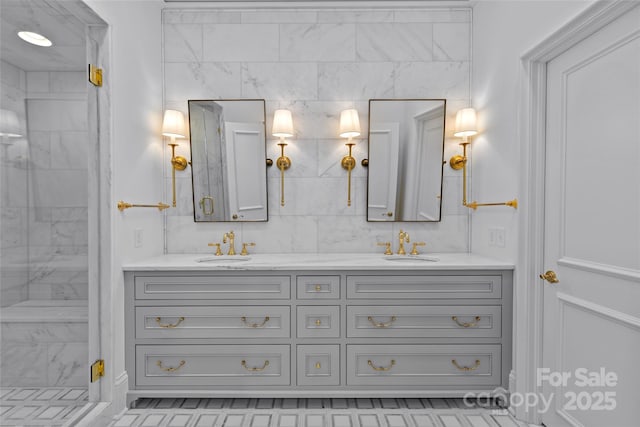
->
[[195, 256, 251, 263], [384, 255, 439, 262]]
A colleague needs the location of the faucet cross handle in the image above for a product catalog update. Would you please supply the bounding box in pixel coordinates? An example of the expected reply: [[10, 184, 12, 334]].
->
[[410, 242, 426, 256], [241, 242, 256, 256], [377, 242, 392, 255], [208, 242, 223, 256]]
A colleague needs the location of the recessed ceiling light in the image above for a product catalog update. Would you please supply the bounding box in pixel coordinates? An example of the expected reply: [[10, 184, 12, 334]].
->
[[17, 31, 52, 47]]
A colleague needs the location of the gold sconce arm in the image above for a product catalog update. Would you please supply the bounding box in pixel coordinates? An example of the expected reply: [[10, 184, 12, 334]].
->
[[341, 143, 356, 207], [449, 141, 517, 210], [117, 201, 170, 212], [169, 143, 188, 208], [276, 142, 291, 207]]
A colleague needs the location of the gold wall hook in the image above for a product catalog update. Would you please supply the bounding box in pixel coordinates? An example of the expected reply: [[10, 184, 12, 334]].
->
[[341, 142, 356, 206]]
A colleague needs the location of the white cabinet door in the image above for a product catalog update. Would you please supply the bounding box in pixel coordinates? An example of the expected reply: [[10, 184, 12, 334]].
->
[[224, 122, 267, 221], [367, 122, 399, 220]]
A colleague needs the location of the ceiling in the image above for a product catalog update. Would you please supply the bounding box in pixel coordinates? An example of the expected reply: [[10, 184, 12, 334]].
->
[[0, 0, 86, 71]]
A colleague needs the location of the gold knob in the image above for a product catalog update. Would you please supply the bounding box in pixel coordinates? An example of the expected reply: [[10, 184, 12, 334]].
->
[[387, 212, 393, 217], [540, 270, 559, 283], [315, 362, 321, 369], [232, 214, 238, 220], [315, 285, 322, 291], [315, 319, 322, 326]]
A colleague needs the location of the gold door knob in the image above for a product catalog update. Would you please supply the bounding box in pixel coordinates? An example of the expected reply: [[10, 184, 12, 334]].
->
[[540, 270, 559, 283], [315, 319, 322, 326]]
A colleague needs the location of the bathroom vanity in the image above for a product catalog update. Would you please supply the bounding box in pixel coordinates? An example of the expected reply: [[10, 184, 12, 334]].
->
[[123, 253, 512, 406]]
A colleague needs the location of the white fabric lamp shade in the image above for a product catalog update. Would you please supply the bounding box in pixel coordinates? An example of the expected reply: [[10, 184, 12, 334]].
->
[[162, 109, 186, 139], [0, 109, 22, 137], [454, 108, 478, 138], [272, 109, 294, 138], [339, 109, 361, 138]]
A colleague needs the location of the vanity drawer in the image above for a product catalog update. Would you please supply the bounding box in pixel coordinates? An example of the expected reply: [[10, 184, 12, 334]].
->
[[136, 345, 290, 387], [346, 275, 502, 299], [296, 306, 340, 338], [134, 275, 290, 300], [347, 306, 501, 338], [297, 276, 340, 299], [347, 344, 501, 387], [297, 345, 340, 386], [136, 306, 290, 339]]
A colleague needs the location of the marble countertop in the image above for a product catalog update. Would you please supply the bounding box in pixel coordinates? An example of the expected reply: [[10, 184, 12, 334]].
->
[[122, 253, 514, 271]]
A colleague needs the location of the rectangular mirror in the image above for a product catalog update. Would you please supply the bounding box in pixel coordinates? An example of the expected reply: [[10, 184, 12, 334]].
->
[[367, 99, 446, 222], [188, 99, 268, 222]]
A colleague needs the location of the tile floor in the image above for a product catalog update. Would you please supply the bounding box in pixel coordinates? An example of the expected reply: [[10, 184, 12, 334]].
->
[[0, 387, 88, 426], [108, 398, 531, 427]]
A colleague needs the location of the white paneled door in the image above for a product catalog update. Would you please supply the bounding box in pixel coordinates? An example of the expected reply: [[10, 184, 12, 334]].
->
[[542, 5, 640, 427]]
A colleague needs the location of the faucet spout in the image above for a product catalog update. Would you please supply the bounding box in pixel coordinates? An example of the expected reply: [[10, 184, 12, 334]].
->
[[397, 229, 410, 255], [223, 230, 236, 255]]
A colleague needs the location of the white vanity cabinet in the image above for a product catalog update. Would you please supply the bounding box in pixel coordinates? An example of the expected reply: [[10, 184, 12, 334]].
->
[[124, 256, 512, 405]]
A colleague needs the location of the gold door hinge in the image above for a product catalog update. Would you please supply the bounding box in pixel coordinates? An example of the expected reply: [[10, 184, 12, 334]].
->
[[88, 65, 103, 87], [91, 359, 104, 382]]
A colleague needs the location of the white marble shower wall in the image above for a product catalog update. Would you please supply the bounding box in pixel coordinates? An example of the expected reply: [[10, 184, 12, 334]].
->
[[0, 59, 28, 307], [163, 7, 471, 254], [25, 71, 89, 300]]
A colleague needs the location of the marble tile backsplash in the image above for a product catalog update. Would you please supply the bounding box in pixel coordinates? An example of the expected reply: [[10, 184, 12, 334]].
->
[[163, 7, 472, 254]]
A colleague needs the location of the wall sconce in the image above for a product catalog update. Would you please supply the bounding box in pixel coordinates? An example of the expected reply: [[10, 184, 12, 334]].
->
[[449, 108, 517, 210], [339, 109, 360, 207], [272, 109, 294, 207], [0, 109, 22, 143], [162, 109, 188, 208]]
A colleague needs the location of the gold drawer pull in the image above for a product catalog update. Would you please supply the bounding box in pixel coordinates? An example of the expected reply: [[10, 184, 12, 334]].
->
[[368, 359, 396, 372], [241, 316, 270, 328], [156, 360, 185, 372], [155, 316, 185, 328], [367, 316, 397, 328], [452, 359, 481, 372], [452, 316, 481, 328], [241, 360, 270, 372]]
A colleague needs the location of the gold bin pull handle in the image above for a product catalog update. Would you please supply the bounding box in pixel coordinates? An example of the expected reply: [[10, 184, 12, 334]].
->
[[241, 316, 270, 328], [368, 359, 396, 372], [452, 316, 481, 328], [368, 316, 397, 328], [241, 360, 270, 372], [452, 359, 481, 372], [155, 316, 185, 328], [156, 360, 185, 372]]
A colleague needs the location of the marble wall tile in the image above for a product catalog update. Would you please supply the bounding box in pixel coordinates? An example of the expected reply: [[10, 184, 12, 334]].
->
[[241, 63, 318, 100], [203, 24, 279, 62], [47, 342, 87, 386], [1, 322, 88, 344], [356, 23, 433, 61], [26, 71, 50, 93], [280, 24, 356, 62], [391, 215, 469, 253], [434, 23, 471, 61], [27, 131, 51, 169], [394, 9, 471, 23], [1, 59, 25, 89], [165, 62, 242, 101], [50, 131, 88, 169], [241, 11, 317, 24], [49, 72, 87, 93], [394, 62, 470, 99], [31, 170, 88, 207], [163, 8, 472, 254], [163, 10, 241, 24], [318, 62, 394, 101], [163, 24, 203, 63], [0, 344, 48, 386], [26, 99, 88, 132], [317, 10, 393, 23]]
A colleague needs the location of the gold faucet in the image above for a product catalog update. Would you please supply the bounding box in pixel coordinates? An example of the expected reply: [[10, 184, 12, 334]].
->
[[241, 242, 256, 256], [377, 242, 392, 255], [223, 230, 236, 255], [410, 242, 426, 255], [397, 229, 410, 255], [207, 242, 223, 256]]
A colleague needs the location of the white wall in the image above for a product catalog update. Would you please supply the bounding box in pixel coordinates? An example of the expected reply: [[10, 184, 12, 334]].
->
[[470, 0, 594, 261], [162, 6, 474, 255]]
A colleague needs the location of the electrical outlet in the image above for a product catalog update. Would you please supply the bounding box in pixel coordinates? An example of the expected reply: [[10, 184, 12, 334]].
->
[[134, 228, 143, 248], [488, 227, 506, 247]]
